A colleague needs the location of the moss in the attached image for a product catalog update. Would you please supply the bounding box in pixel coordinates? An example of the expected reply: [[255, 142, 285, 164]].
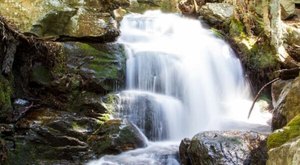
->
[[0, 76, 13, 119], [267, 115, 300, 149], [228, 17, 280, 76], [211, 28, 225, 39], [229, 18, 246, 38], [97, 113, 111, 125]]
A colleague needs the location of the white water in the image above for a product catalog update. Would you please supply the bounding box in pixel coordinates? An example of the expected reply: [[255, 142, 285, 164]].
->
[[87, 11, 271, 165]]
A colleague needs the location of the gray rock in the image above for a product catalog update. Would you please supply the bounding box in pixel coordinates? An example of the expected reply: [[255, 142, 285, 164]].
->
[[180, 131, 268, 165], [199, 3, 234, 25]]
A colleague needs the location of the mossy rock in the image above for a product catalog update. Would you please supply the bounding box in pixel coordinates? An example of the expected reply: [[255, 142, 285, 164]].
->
[[0, 0, 128, 39], [88, 119, 146, 156], [267, 115, 300, 149], [0, 76, 13, 121], [64, 42, 126, 92]]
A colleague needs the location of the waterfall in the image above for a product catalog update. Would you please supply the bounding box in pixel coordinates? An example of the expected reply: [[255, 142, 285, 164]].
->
[[87, 10, 271, 165]]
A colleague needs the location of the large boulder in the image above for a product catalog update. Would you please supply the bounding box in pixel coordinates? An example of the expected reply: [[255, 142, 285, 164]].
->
[[267, 136, 300, 165], [267, 115, 300, 165], [199, 3, 234, 25], [180, 131, 268, 165], [271, 76, 300, 130], [0, 0, 130, 40]]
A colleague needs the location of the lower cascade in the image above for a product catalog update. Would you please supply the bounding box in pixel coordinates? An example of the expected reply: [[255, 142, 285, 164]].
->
[[87, 11, 271, 165]]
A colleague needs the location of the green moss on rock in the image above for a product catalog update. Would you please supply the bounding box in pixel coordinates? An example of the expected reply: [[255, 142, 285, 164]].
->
[[267, 115, 300, 149], [0, 76, 13, 120]]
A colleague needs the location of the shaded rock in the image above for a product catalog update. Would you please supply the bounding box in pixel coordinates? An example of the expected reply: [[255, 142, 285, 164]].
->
[[0, 76, 13, 122], [267, 136, 300, 165], [271, 76, 300, 130], [181, 131, 268, 165], [88, 119, 147, 156], [179, 138, 191, 165], [199, 3, 234, 25], [30, 64, 52, 86], [64, 42, 126, 93], [5, 108, 103, 164], [68, 91, 108, 118]]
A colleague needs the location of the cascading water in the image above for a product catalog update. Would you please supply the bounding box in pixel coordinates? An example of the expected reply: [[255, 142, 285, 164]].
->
[[87, 11, 271, 165]]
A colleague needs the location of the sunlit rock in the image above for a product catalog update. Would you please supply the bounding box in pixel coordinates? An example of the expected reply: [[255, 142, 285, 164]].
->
[[272, 76, 300, 130], [199, 3, 234, 25], [180, 131, 268, 165], [267, 136, 300, 165]]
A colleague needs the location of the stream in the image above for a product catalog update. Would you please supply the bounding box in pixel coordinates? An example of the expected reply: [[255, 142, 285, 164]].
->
[[87, 11, 271, 165]]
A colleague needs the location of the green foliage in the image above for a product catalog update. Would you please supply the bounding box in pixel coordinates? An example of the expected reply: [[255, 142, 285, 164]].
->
[[267, 115, 300, 149]]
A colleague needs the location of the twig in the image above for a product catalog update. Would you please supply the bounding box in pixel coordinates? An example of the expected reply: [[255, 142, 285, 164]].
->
[[247, 78, 279, 119]]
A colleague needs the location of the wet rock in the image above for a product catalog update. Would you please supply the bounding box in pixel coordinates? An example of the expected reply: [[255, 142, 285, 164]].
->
[[199, 3, 234, 25], [111, 92, 169, 141], [88, 119, 147, 156], [179, 138, 191, 165], [271, 76, 300, 130], [181, 131, 268, 165], [267, 136, 300, 165]]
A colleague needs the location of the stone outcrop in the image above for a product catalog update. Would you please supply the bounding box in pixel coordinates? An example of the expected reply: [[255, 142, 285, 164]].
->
[[0, 0, 130, 41], [0, 4, 134, 164], [271, 76, 300, 130], [179, 131, 268, 165], [267, 115, 300, 165], [267, 136, 300, 165], [198, 3, 234, 25]]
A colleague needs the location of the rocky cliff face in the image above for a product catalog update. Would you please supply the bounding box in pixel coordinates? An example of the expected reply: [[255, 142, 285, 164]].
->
[[0, 1, 133, 164]]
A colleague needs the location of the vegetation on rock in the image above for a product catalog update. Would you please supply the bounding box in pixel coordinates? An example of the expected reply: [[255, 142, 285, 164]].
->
[[267, 114, 300, 149]]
